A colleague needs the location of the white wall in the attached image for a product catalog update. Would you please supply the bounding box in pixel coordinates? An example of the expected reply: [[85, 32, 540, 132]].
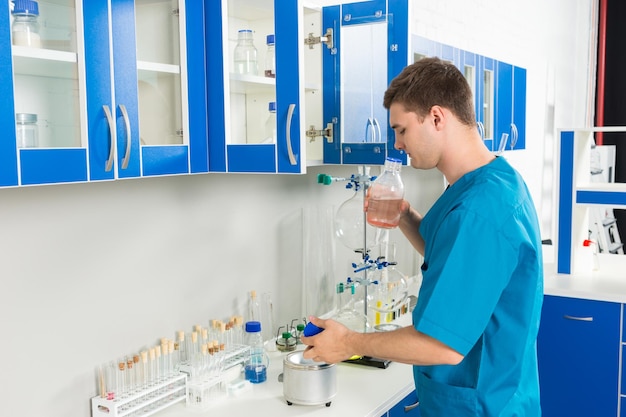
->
[[0, 1, 595, 416]]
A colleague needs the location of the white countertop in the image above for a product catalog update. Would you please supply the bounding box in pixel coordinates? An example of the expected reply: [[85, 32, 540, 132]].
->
[[158, 319, 416, 417], [543, 253, 626, 303]]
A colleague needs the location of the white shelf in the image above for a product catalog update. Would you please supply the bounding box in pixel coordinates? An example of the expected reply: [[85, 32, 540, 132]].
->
[[137, 61, 181, 74], [12, 46, 77, 79]]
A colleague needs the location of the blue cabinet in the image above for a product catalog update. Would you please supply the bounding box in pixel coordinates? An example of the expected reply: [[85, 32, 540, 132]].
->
[[537, 295, 620, 417], [1, 0, 207, 188], [323, 0, 408, 166]]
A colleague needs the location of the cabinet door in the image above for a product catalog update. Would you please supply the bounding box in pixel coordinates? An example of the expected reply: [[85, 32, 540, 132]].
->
[[537, 295, 620, 417], [4, 0, 88, 186], [207, 0, 305, 174], [495, 61, 526, 152], [85, 0, 203, 181], [322, 0, 408, 166]]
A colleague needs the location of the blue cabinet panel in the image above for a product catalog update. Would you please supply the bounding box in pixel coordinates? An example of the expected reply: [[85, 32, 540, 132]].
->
[[322, 5, 341, 165], [142, 146, 189, 176], [19, 149, 88, 185], [111, 0, 141, 179], [185, 0, 209, 174], [227, 145, 276, 173], [342, 143, 387, 165], [537, 295, 620, 417], [275, 0, 302, 173], [0, 0, 17, 187]]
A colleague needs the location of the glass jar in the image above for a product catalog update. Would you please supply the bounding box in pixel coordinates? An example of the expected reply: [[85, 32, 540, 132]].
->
[[15, 113, 39, 148], [12, 0, 41, 48], [263, 101, 276, 143], [233, 29, 258, 75]]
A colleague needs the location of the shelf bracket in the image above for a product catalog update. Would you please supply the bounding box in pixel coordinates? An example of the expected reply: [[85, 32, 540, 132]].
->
[[306, 123, 333, 143], [304, 28, 333, 50]]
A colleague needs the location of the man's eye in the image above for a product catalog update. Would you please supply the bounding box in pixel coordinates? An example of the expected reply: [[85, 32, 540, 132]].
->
[[400, 129, 405, 135]]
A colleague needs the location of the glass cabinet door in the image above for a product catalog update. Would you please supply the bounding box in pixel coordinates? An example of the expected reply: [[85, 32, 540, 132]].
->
[[6, 0, 87, 185], [323, 0, 407, 166], [207, 0, 305, 174]]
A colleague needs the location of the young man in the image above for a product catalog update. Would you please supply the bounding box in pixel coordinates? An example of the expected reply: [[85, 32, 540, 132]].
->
[[302, 57, 543, 416]]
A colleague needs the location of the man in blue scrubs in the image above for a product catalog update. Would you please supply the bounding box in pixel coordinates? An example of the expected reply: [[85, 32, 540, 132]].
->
[[302, 57, 543, 416]]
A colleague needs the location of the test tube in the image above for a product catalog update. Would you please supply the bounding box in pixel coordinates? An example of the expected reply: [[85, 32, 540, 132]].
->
[[140, 351, 148, 390], [117, 358, 127, 398], [176, 331, 187, 363], [154, 345, 162, 382], [126, 356, 135, 393], [104, 361, 117, 400]]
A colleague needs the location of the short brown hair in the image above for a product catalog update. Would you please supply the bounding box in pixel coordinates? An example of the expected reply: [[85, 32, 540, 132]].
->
[[383, 57, 476, 127]]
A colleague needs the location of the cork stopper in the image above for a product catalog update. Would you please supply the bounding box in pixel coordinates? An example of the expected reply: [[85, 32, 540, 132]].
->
[[177, 330, 185, 342], [250, 290, 257, 299], [133, 354, 140, 364], [149, 348, 155, 360], [155, 345, 161, 358], [118, 360, 125, 371], [141, 350, 148, 363], [191, 331, 198, 343]]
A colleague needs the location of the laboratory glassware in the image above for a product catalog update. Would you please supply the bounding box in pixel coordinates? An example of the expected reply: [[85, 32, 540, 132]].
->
[[366, 157, 405, 229], [15, 113, 39, 148], [244, 321, 268, 383], [234, 29, 258, 75], [264, 34, 276, 77], [11, 0, 41, 48]]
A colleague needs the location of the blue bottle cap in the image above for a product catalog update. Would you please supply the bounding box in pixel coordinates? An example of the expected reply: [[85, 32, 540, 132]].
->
[[245, 321, 262, 333], [268, 101, 276, 112], [266, 34, 275, 45], [303, 322, 324, 337], [12, 0, 39, 15]]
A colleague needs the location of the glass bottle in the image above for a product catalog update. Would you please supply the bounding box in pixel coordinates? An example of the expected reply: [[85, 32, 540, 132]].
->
[[263, 102, 277, 143], [233, 29, 258, 75], [244, 321, 268, 383], [366, 157, 405, 229], [264, 34, 276, 78], [11, 0, 41, 48], [15, 113, 39, 148]]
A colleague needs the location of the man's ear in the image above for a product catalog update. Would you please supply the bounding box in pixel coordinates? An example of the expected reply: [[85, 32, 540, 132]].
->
[[431, 105, 445, 130]]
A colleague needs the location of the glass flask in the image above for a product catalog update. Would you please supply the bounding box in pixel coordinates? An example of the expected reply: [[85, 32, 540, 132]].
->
[[234, 29, 258, 75], [332, 283, 369, 333], [366, 157, 405, 229], [263, 102, 277, 143], [11, 0, 41, 48], [335, 189, 380, 252]]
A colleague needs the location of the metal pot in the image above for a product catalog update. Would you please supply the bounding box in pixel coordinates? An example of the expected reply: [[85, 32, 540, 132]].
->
[[282, 350, 337, 407]]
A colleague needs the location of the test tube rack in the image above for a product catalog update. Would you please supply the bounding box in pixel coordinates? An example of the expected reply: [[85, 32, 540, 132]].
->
[[91, 373, 187, 417], [184, 344, 251, 411]]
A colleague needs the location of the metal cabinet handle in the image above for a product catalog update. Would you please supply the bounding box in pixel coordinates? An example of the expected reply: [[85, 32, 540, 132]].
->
[[365, 118, 374, 142], [510, 123, 518, 149], [102, 105, 115, 172], [118, 104, 132, 169], [373, 117, 382, 143], [563, 315, 593, 322], [404, 400, 420, 412], [286, 103, 297, 165], [477, 121, 485, 140]]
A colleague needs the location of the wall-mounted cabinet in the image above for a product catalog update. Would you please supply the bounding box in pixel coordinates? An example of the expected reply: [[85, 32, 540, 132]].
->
[[0, 0, 208, 188], [412, 35, 525, 155], [323, 0, 408, 166]]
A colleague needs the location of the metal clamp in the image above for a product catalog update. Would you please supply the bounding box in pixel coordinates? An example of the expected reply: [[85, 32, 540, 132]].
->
[[304, 28, 333, 49], [306, 123, 334, 143]]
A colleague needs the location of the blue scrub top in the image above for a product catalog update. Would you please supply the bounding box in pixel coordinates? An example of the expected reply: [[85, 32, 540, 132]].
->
[[413, 157, 543, 416]]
